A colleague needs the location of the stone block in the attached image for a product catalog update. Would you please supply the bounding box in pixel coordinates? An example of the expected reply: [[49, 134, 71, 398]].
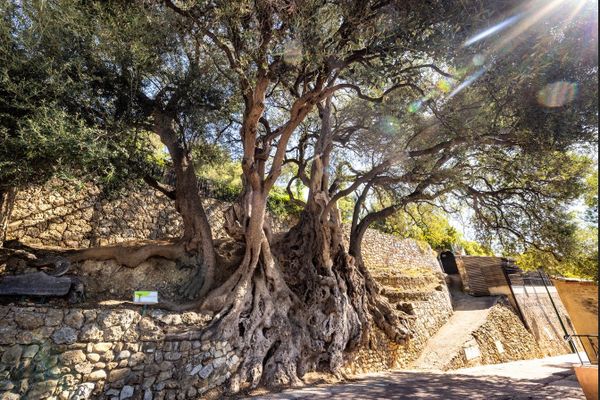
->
[[69, 382, 95, 399], [15, 312, 44, 330], [87, 369, 106, 381], [79, 324, 103, 342], [52, 327, 78, 345], [1, 345, 22, 366], [60, 350, 86, 366], [120, 385, 134, 400], [109, 368, 131, 383], [45, 310, 64, 327], [64, 311, 85, 330], [92, 343, 112, 353]]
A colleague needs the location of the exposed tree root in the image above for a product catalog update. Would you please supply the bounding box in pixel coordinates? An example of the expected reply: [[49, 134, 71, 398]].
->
[[69, 240, 188, 267], [68, 239, 215, 300], [190, 209, 414, 393], [61, 206, 410, 392]]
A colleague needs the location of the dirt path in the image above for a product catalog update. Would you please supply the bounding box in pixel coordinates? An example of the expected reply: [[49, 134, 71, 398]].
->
[[410, 285, 499, 370]]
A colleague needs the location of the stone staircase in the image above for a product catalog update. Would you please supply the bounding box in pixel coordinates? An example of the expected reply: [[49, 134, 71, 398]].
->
[[374, 271, 448, 316]]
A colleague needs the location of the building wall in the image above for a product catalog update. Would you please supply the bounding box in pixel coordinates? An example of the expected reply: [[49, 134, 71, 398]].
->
[[512, 286, 573, 357], [552, 278, 598, 363]]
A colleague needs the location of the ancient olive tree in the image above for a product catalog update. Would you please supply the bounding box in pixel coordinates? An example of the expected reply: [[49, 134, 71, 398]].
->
[[158, 0, 539, 390], [3, 0, 597, 393]]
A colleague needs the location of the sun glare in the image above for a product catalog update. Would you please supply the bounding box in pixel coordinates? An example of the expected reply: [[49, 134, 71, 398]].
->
[[444, 0, 598, 100]]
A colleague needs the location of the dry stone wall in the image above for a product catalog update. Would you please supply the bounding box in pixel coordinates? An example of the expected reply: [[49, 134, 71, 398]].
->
[[6, 179, 288, 249], [342, 262, 454, 374], [0, 305, 238, 400], [342, 288, 453, 374], [6, 179, 442, 277], [7, 180, 184, 248], [446, 301, 543, 369], [356, 228, 442, 273]]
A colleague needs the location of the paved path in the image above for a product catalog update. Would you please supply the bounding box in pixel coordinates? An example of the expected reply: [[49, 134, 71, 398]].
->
[[411, 290, 499, 369], [249, 354, 585, 400]]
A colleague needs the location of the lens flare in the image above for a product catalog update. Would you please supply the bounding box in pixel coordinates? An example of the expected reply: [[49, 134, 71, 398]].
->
[[283, 40, 302, 65], [472, 54, 486, 66], [536, 81, 577, 107], [448, 68, 486, 99], [463, 13, 524, 46], [436, 79, 452, 93], [407, 100, 423, 113], [377, 115, 401, 134]]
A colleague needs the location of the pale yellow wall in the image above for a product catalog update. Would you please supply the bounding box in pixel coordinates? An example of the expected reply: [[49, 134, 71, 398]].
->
[[552, 278, 598, 364]]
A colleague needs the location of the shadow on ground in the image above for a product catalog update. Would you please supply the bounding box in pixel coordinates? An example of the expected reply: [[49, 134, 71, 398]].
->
[[248, 369, 583, 400]]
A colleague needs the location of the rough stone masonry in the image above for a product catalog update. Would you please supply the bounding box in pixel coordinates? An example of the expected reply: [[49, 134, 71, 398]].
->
[[0, 305, 237, 399]]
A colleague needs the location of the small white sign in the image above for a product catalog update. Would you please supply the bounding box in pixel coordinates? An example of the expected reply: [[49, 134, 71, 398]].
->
[[495, 340, 505, 354], [133, 291, 158, 304], [464, 345, 481, 360]]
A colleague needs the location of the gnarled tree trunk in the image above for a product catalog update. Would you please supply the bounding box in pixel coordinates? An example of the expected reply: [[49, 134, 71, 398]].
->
[[196, 144, 411, 393], [73, 111, 217, 299]]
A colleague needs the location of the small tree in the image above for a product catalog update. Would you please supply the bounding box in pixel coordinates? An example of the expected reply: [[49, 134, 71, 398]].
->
[[0, 1, 157, 245]]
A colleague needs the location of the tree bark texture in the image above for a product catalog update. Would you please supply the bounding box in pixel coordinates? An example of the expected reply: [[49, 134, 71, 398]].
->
[[195, 155, 412, 392], [73, 112, 217, 299]]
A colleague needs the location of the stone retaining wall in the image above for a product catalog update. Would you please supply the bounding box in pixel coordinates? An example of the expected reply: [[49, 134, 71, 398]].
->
[[0, 305, 235, 400], [342, 289, 453, 375], [6, 179, 442, 277], [6, 179, 293, 249], [446, 301, 543, 370], [357, 228, 442, 273]]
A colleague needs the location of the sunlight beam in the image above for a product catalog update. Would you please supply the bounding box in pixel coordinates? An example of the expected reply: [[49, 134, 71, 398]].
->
[[463, 14, 524, 47]]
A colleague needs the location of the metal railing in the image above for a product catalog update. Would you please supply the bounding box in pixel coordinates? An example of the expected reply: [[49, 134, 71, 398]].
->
[[565, 334, 599, 365]]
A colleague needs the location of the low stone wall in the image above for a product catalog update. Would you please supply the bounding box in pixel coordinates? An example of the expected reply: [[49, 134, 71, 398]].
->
[[446, 301, 543, 370], [0, 305, 237, 400], [342, 261, 454, 374], [342, 289, 453, 375]]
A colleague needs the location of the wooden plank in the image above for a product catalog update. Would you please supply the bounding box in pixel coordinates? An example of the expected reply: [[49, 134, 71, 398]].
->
[[0, 272, 72, 296]]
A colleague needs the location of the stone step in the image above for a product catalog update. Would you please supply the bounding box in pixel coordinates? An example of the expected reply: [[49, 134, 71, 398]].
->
[[374, 274, 440, 289], [382, 289, 434, 303]]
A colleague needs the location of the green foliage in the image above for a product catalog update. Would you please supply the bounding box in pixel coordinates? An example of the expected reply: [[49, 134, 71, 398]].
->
[[267, 187, 303, 218], [337, 197, 355, 224], [515, 226, 598, 282], [0, 0, 158, 193], [194, 145, 303, 216], [374, 204, 492, 255], [515, 166, 598, 281], [584, 169, 598, 224]]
